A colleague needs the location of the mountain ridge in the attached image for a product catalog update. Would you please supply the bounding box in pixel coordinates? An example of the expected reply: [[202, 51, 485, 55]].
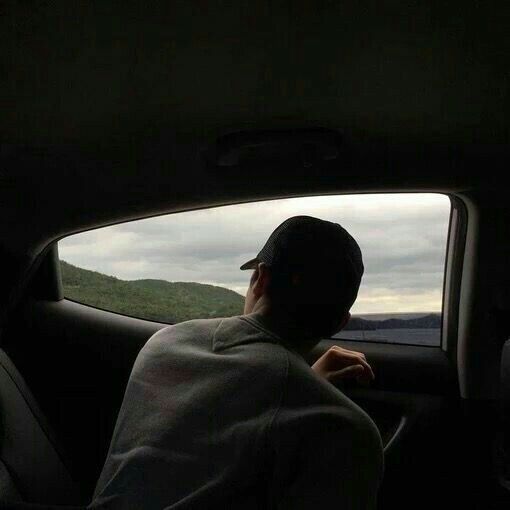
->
[[61, 261, 441, 330], [61, 260, 245, 323]]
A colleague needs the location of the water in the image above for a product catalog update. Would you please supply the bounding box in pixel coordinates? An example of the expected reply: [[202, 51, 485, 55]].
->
[[332, 312, 441, 347], [356, 312, 438, 321], [333, 328, 440, 346]]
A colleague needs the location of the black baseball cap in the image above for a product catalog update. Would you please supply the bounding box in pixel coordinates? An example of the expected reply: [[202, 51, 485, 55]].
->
[[240, 215, 364, 289]]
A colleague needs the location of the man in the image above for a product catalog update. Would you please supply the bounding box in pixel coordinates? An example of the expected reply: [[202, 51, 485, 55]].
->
[[91, 215, 384, 509]]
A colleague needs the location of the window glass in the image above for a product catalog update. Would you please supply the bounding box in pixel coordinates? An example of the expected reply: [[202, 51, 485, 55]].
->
[[59, 193, 450, 346]]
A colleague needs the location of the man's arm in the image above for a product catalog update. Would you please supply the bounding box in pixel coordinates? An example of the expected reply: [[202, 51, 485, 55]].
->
[[275, 413, 383, 509], [269, 347, 383, 509], [311, 345, 375, 386]]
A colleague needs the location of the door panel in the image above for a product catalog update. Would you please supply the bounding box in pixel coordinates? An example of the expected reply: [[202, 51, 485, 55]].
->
[[308, 339, 461, 508], [5, 299, 463, 507], [308, 339, 455, 394], [3, 299, 163, 496]]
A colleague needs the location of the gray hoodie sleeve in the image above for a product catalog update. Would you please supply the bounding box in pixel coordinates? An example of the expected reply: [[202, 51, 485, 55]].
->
[[269, 353, 384, 510]]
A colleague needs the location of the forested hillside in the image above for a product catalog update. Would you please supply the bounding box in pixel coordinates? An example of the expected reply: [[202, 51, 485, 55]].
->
[[61, 261, 439, 330], [61, 261, 245, 322]]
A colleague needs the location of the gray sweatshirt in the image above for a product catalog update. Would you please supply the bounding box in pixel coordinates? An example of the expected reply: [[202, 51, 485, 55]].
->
[[91, 314, 383, 509]]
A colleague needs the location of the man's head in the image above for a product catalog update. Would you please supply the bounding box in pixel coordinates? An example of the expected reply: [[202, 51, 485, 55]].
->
[[241, 215, 364, 340]]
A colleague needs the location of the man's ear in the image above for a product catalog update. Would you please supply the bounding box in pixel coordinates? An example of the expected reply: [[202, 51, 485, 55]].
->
[[252, 263, 271, 298], [338, 311, 351, 330]]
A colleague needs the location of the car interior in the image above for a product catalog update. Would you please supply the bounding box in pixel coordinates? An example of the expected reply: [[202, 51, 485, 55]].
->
[[1, 2, 510, 509]]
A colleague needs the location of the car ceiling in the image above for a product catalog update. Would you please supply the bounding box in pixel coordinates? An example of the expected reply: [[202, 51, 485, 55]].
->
[[1, 1, 509, 319]]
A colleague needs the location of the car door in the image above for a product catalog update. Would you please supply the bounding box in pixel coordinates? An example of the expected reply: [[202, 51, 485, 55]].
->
[[3, 192, 504, 509]]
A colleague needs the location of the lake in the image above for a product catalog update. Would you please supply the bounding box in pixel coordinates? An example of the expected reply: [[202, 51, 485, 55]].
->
[[332, 312, 441, 346], [333, 328, 440, 346]]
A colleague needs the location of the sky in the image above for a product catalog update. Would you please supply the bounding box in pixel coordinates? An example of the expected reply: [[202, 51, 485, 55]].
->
[[59, 193, 451, 314]]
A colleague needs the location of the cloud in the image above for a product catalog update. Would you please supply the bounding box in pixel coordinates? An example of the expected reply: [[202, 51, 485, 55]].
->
[[59, 193, 450, 314]]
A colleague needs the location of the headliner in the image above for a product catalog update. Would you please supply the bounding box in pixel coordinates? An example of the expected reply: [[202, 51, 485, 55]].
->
[[1, 2, 508, 275]]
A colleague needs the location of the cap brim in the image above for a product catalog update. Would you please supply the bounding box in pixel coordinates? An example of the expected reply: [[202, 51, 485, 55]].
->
[[240, 257, 259, 270]]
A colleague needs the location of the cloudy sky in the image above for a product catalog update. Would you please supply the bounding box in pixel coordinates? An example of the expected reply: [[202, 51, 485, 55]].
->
[[59, 193, 450, 314]]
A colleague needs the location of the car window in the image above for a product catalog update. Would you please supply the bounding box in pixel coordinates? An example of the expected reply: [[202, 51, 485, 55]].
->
[[58, 193, 451, 346]]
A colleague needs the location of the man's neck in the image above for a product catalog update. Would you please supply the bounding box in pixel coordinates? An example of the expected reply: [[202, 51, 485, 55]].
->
[[246, 308, 320, 357]]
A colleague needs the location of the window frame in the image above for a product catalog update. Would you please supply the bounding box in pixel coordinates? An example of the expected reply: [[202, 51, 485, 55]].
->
[[441, 196, 468, 357], [52, 192, 461, 351]]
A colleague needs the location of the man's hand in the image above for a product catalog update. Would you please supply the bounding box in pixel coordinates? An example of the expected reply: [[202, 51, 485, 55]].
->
[[311, 346, 375, 386]]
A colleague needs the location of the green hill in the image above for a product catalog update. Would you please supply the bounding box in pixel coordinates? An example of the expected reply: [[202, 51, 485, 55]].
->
[[60, 261, 245, 323]]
